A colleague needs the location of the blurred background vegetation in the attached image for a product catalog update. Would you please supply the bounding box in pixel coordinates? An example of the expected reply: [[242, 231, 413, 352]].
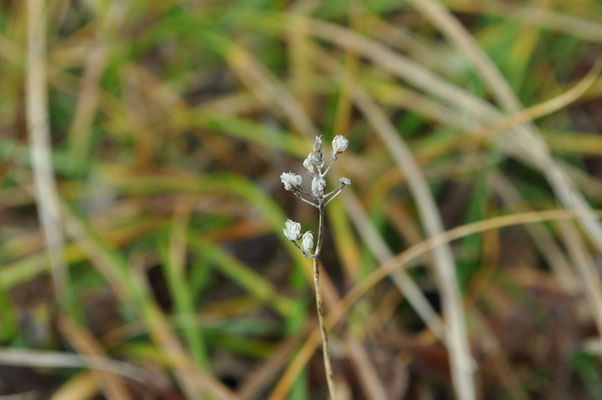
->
[[1, 0, 602, 399]]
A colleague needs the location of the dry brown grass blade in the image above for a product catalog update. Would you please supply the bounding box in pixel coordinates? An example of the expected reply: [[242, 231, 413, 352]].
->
[[442, 0, 602, 43], [471, 311, 528, 400], [226, 42, 320, 138], [68, 1, 127, 163], [557, 220, 602, 337], [345, 334, 389, 400], [407, 0, 526, 116], [361, 14, 446, 76], [401, 0, 602, 271], [343, 193, 445, 340], [58, 316, 133, 400], [473, 63, 600, 141], [288, 14, 315, 117], [494, 174, 578, 293], [237, 331, 305, 400], [352, 86, 476, 400], [385, 67, 600, 162], [270, 208, 602, 399], [26, 0, 68, 304], [0, 348, 151, 383], [50, 372, 99, 400], [60, 205, 238, 400]]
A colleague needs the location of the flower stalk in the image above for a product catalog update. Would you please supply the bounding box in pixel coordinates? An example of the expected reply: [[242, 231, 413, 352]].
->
[[280, 135, 350, 400]]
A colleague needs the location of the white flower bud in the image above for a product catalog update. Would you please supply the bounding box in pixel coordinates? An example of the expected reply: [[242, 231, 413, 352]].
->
[[313, 136, 323, 152], [312, 151, 324, 170], [301, 231, 314, 255], [280, 172, 302, 191], [331, 135, 349, 159], [283, 219, 302, 241], [340, 177, 351, 186], [303, 153, 318, 175], [311, 175, 326, 198]]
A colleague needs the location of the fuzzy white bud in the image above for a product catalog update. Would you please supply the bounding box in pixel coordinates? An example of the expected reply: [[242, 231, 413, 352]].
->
[[312, 175, 326, 198], [313, 136, 323, 152], [301, 231, 314, 255], [280, 172, 302, 191], [303, 153, 318, 175], [340, 177, 351, 186], [283, 219, 302, 241], [331, 135, 349, 159]]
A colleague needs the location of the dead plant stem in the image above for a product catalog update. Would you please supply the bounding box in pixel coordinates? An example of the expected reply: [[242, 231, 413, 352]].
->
[[313, 201, 335, 400]]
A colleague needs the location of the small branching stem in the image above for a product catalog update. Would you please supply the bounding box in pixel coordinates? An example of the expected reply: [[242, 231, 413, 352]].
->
[[321, 159, 336, 177], [324, 189, 344, 206], [281, 135, 350, 399], [297, 195, 319, 208], [292, 188, 320, 208], [324, 184, 344, 199], [313, 201, 336, 400]]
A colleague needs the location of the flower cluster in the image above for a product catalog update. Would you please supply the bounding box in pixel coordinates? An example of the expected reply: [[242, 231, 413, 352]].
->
[[280, 135, 350, 258]]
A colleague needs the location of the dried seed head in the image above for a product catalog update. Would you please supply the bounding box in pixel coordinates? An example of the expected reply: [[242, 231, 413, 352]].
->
[[301, 231, 314, 255], [331, 135, 349, 159], [311, 175, 326, 198], [313, 136, 323, 152], [283, 219, 302, 241], [340, 177, 351, 186], [280, 172, 302, 191], [301, 136, 325, 175], [312, 151, 324, 171], [303, 153, 319, 176]]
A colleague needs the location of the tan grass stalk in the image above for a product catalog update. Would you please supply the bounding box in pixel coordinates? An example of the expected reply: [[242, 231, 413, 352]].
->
[[58, 317, 133, 400], [0, 348, 151, 383], [352, 86, 476, 400], [557, 220, 602, 336], [442, 0, 602, 43], [26, 0, 68, 304], [494, 174, 578, 293]]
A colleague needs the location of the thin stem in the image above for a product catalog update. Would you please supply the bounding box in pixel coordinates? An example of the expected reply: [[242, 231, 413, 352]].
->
[[313, 202, 336, 400], [292, 188, 319, 208], [324, 188, 344, 206], [293, 187, 315, 199], [321, 158, 336, 177], [298, 196, 319, 208], [323, 184, 344, 199]]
